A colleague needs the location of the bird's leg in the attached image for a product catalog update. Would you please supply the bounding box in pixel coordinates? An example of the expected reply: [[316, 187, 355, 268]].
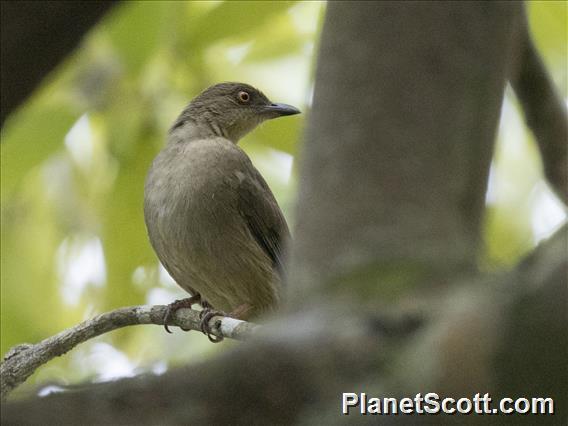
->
[[199, 300, 226, 343], [229, 303, 253, 321], [199, 303, 253, 343], [163, 294, 202, 334]]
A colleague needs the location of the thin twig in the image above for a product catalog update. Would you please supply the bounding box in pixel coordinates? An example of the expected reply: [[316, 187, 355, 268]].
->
[[511, 9, 568, 204], [0, 305, 258, 401]]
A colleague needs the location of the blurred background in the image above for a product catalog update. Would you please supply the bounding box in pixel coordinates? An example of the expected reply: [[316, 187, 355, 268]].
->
[[1, 1, 565, 398]]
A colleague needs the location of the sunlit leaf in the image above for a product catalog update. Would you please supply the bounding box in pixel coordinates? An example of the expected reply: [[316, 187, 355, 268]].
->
[[247, 114, 303, 155], [102, 1, 169, 75], [1, 102, 78, 199], [528, 1, 567, 91], [189, 1, 296, 49]]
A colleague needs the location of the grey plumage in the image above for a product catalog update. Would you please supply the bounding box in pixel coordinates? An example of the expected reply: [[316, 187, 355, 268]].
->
[[144, 82, 299, 320]]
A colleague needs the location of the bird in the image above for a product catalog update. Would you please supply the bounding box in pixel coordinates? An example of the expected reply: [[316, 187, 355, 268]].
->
[[144, 82, 300, 341]]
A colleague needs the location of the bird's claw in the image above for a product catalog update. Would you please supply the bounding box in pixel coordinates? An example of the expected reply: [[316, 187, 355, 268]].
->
[[199, 307, 226, 343], [163, 295, 200, 333]]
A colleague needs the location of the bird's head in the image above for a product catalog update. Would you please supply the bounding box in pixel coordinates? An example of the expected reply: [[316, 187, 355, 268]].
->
[[172, 82, 301, 143]]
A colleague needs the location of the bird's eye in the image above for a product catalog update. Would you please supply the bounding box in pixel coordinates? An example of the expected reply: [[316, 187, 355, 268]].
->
[[237, 91, 250, 103]]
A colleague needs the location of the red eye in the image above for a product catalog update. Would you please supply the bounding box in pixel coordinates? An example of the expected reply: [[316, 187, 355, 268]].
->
[[238, 91, 250, 103]]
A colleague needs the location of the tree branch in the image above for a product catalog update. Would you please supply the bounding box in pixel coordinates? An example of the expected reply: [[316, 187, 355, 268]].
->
[[1, 227, 565, 424], [511, 8, 568, 204], [0, 0, 118, 126], [0, 305, 258, 401], [1, 306, 386, 426]]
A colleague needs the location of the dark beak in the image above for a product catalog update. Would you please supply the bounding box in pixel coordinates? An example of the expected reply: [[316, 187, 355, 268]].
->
[[263, 103, 301, 117]]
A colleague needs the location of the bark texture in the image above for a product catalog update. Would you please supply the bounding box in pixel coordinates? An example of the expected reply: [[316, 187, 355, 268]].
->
[[290, 2, 521, 302], [1, 305, 257, 400]]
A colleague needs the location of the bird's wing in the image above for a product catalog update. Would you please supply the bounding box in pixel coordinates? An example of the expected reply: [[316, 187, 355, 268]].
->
[[237, 167, 291, 279]]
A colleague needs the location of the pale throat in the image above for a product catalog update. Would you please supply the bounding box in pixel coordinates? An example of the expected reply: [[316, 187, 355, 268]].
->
[[173, 116, 263, 144]]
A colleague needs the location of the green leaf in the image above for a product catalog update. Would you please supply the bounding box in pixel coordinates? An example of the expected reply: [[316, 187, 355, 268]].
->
[[102, 1, 169, 75], [1, 101, 78, 200], [246, 114, 303, 155], [189, 1, 296, 49], [99, 128, 160, 310], [528, 1, 567, 91]]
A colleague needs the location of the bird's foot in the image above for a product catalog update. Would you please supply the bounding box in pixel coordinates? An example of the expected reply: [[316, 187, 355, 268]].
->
[[199, 303, 226, 343], [163, 294, 201, 334]]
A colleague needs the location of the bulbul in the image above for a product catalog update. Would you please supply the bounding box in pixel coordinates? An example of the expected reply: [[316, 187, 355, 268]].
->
[[144, 82, 300, 341]]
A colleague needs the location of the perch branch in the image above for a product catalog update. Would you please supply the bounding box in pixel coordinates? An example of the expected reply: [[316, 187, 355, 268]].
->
[[1, 224, 565, 424], [0, 304, 258, 401]]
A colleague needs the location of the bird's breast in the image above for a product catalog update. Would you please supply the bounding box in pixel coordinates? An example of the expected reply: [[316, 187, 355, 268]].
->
[[143, 138, 280, 315]]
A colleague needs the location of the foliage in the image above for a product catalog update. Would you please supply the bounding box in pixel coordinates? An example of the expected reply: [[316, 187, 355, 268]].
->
[[1, 1, 323, 395], [483, 1, 567, 269]]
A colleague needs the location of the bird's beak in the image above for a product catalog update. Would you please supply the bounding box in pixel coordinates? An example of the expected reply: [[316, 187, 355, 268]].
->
[[263, 103, 301, 117]]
